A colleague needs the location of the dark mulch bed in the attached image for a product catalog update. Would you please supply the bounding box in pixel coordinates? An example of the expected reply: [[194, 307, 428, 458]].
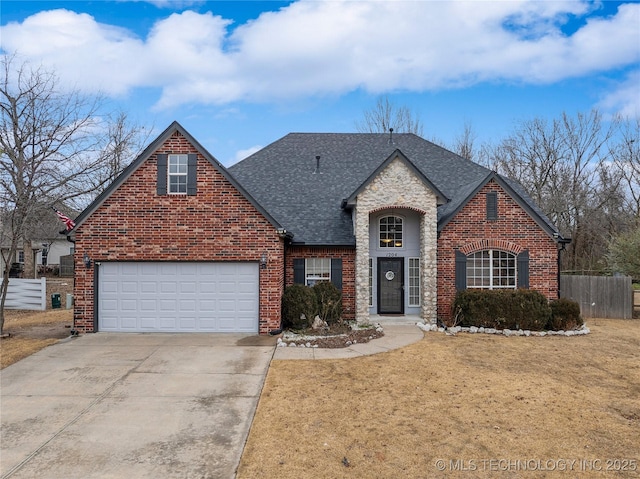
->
[[281, 323, 384, 348]]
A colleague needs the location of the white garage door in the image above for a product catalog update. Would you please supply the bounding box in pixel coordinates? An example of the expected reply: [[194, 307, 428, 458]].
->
[[98, 262, 259, 332]]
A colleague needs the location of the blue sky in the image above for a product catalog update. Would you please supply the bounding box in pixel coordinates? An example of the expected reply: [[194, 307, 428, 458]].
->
[[1, 0, 638, 166]]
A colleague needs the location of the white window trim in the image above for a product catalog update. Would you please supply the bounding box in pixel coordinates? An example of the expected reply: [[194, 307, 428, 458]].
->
[[467, 250, 517, 290], [305, 258, 331, 286], [168, 154, 188, 195], [408, 257, 420, 306]]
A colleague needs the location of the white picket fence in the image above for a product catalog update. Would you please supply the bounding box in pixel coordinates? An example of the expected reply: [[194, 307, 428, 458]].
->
[[1, 277, 47, 310]]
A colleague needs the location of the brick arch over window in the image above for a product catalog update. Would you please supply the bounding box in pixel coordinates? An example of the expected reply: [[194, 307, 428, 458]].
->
[[455, 243, 530, 292], [369, 205, 428, 215], [460, 239, 524, 256]]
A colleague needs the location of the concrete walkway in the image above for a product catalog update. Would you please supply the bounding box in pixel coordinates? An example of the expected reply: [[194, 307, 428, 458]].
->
[[273, 323, 425, 360]]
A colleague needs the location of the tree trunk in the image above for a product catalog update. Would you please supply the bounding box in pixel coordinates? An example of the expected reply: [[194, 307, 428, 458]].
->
[[23, 239, 35, 279]]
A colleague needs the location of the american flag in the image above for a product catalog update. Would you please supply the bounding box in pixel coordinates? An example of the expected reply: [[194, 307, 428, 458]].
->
[[52, 207, 76, 231]]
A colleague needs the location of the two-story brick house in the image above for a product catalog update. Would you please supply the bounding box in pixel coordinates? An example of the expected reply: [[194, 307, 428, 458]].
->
[[70, 122, 568, 334]]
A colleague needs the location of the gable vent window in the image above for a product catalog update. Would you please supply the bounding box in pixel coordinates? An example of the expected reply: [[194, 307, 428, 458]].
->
[[379, 216, 403, 248], [486, 192, 498, 220]]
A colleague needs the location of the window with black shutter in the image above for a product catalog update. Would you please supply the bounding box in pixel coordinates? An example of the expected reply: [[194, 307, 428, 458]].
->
[[157, 153, 197, 196]]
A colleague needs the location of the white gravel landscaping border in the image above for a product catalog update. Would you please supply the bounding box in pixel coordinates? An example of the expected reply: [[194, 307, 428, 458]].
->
[[277, 323, 385, 348], [416, 323, 590, 337]]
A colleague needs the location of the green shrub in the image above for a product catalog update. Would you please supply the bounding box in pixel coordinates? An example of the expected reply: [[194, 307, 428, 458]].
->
[[281, 284, 317, 330], [548, 298, 583, 331], [313, 281, 343, 325], [453, 289, 551, 331]]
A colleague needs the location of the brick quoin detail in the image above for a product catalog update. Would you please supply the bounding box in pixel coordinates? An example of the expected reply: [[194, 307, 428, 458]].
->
[[74, 131, 283, 334], [285, 246, 356, 321], [437, 180, 558, 322]]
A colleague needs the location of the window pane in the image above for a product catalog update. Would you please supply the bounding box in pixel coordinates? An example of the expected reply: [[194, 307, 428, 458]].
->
[[379, 216, 403, 248], [305, 258, 331, 286], [168, 155, 188, 194], [467, 250, 516, 290], [408, 258, 420, 306]]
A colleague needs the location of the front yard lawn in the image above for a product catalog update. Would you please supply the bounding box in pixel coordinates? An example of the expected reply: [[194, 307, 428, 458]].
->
[[1, 309, 72, 369], [238, 319, 639, 478]]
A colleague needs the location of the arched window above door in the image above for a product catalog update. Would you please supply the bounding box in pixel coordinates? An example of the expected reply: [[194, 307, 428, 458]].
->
[[379, 216, 403, 248]]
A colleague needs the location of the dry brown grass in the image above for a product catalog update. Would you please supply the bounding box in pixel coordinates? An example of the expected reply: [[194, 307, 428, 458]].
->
[[1, 309, 73, 369], [238, 319, 640, 479]]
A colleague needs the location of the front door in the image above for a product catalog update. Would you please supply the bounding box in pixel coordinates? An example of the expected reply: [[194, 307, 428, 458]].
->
[[377, 258, 404, 314]]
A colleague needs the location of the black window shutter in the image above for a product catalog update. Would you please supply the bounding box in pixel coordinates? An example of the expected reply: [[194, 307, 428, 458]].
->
[[331, 258, 343, 290], [187, 154, 197, 196], [517, 250, 530, 289], [293, 259, 305, 285], [455, 250, 467, 291], [486, 192, 498, 220], [157, 154, 167, 195]]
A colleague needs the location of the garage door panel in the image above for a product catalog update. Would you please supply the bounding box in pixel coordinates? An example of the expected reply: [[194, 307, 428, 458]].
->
[[121, 300, 138, 311], [160, 299, 177, 312], [161, 282, 177, 294], [140, 300, 157, 311], [180, 282, 197, 294], [179, 300, 196, 311], [199, 300, 215, 312], [120, 317, 138, 329], [98, 262, 259, 333], [140, 282, 157, 293]]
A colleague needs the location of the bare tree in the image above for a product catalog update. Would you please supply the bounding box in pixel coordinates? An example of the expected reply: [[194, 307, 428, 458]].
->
[[451, 120, 477, 161], [488, 110, 619, 272], [610, 116, 640, 225], [0, 55, 145, 334], [355, 96, 424, 136]]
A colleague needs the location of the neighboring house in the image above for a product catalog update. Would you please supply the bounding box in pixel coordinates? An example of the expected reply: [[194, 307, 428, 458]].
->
[[69, 122, 568, 334], [1, 238, 74, 277]]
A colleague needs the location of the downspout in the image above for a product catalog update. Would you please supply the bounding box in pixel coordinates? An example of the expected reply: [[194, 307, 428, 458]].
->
[[556, 238, 569, 299], [271, 229, 292, 335]]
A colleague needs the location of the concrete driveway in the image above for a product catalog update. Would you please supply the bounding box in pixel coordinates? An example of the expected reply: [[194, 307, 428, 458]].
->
[[0, 333, 276, 479]]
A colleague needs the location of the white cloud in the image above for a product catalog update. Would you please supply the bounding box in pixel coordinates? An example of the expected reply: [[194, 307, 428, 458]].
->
[[229, 145, 262, 166], [596, 69, 640, 120], [1, 1, 638, 109]]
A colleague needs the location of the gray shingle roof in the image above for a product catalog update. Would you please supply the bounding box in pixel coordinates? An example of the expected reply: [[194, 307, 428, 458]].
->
[[229, 132, 563, 245]]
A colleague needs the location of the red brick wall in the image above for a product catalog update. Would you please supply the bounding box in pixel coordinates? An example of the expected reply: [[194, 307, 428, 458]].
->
[[437, 180, 558, 322], [285, 246, 356, 321], [74, 131, 283, 334]]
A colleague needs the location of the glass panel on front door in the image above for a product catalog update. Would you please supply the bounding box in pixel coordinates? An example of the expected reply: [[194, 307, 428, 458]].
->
[[378, 258, 404, 314]]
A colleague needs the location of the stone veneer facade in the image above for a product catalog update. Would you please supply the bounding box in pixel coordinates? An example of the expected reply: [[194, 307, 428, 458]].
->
[[354, 156, 439, 324]]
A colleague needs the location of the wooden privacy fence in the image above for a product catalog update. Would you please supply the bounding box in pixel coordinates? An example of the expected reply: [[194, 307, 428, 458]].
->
[[560, 275, 633, 319], [1, 277, 47, 310], [59, 254, 74, 277]]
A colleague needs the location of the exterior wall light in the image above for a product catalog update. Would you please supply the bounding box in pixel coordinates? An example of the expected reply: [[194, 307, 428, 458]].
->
[[83, 253, 92, 268], [260, 252, 267, 269]]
